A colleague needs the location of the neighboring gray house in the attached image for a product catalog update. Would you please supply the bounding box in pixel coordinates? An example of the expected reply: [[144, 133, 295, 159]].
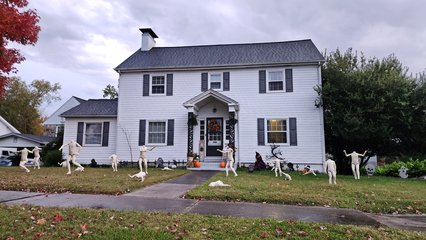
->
[[61, 28, 326, 171], [43, 96, 86, 137], [0, 115, 20, 136]]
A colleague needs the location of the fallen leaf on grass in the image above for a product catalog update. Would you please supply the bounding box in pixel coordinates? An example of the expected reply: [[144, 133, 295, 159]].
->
[[53, 213, 63, 222], [37, 218, 47, 225], [34, 232, 45, 239], [275, 227, 283, 236], [297, 230, 308, 237]]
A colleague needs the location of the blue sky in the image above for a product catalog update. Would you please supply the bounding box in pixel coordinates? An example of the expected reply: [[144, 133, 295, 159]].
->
[[11, 0, 426, 116]]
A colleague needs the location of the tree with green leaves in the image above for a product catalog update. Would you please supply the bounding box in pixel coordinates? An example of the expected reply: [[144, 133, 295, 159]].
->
[[103, 84, 118, 99], [0, 77, 61, 134], [315, 49, 418, 173]]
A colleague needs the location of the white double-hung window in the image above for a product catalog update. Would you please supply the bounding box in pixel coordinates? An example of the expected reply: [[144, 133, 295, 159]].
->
[[148, 121, 166, 144], [267, 71, 284, 91], [209, 73, 222, 90], [266, 119, 288, 144], [151, 75, 165, 94], [85, 122, 102, 145]]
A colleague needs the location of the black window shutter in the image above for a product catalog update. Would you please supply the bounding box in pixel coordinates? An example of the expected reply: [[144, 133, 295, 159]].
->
[[102, 122, 110, 146], [139, 120, 146, 145], [257, 118, 265, 145], [143, 74, 150, 96], [223, 72, 230, 91], [167, 119, 174, 146], [259, 70, 266, 93], [289, 118, 297, 146], [77, 122, 84, 145], [285, 69, 293, 92], [166, 74, 173, 96], [201, 73, 208, 92]]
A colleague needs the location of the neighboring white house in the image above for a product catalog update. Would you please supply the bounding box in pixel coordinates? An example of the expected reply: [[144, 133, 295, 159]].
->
[[43, 96, 86, 137], [0, 115, 20, 136], [61, 28, 326, 171]]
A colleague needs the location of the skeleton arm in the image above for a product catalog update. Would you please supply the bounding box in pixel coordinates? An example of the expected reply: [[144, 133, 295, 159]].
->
[[343, 150, 349, 157]]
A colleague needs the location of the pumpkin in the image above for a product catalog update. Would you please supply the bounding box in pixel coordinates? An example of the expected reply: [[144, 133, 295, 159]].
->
[[219, 162, 226, 168], [194, 160, 201, 168]]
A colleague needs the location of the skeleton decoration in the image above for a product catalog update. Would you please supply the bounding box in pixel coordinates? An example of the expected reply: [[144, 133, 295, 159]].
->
[[325, 159, 337, 184], [128, 171, 146, 182], [398, 166, 409, 179], [217, 144, 238, 177], [32, 146, 41, 169], [268, 158, 292, 180], [17, 148, 33, 173], [344, 150, 367, 180], [59, 140, 84, 175], [208, 180, 230, 187], [110, 154, 119, 172], [139, 145, 155, 174], [303, 165, 317, 176], [365, 164, 376, 176]]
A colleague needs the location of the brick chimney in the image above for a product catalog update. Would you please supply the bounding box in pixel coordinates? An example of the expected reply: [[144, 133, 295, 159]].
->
[[139, 28, 158, 51]]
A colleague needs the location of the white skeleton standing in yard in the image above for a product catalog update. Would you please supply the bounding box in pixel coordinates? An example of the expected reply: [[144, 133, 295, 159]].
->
[[325, 158, 337, 184], [59, 140, 84, 175], [344, 150, 367, 180], [32, 146, 41, 169], [268, 158, 292, 180], [17, 148, 33, 173], [217, 144, 238, 177], [110, 154, 119, 172], [139, 145, 155, 174]]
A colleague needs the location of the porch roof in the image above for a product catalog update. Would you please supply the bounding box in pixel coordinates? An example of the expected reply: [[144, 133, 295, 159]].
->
[[183, 90, 239, 111]]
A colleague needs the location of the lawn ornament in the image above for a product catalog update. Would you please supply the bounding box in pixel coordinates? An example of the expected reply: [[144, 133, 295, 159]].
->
[[58, 160, 68, 167], [398, 166, 409, 179], [194, 160, 201, 168], [17, 148, 33, 173], [325, 159, 337, 184], [365, 164, 375, 176], [110, 154, 119, 172], [32, 146, 41, 169], [303, 165, 317, 176], [219, 161, 226, 168], [128, 171, 146, 182], [156, 157, 164, 168], [254, 152, 266, 170], [59, 140, 84, 175], [268, 158, 292, 180], [344, 150, 367, 180], [217, 144, 238, 177], [208, 180, 230, 187], [139, 145, 155, 174]]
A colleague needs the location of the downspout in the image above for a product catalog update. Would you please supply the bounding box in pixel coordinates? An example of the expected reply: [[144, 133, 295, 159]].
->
[[318, 62, 326, 172]]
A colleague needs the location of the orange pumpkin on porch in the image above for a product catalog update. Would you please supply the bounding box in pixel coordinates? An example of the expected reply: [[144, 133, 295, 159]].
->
[[194, 160, 201, 168], [219, 162, 226, 168]]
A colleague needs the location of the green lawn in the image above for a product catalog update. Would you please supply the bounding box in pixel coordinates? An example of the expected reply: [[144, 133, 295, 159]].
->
[[0, 204, 423, 240], [0, 167, 189, 195], [186, 170, 426, 214]]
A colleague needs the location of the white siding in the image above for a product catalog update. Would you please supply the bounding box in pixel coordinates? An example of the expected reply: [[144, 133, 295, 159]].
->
[[116, 65, 325, 171], [62, 118, 117, 164], [0, 136, 40, 148]]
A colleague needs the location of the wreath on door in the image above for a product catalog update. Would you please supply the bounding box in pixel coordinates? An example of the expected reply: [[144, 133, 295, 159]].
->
[[208, 119, 221, 133]]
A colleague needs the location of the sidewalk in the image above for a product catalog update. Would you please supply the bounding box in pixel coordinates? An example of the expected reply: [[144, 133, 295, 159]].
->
[[1, 171, 425, 232]]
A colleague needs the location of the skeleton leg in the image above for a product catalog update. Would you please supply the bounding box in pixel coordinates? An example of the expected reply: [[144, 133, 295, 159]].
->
[[19, 160, 30, 173], [229, 161, 238, 176], [351, 164, 357, 179], [144, 158, 148, 174], [355, 164, 360, 179], [66, 155, 72, 174], [138, 158, 143, 172], [332, 171, 337, 184], [71, 155, 84, 171], [328, 171, 333, 184], [225, 161, 229, 177]]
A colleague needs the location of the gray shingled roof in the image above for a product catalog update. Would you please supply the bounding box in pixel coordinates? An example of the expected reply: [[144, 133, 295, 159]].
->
[[60, 99, 117, 118], [115, 40, 324, 71]]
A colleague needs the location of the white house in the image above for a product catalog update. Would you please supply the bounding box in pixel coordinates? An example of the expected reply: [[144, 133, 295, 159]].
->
[[61, 28, 326, 171], [43, 96, 86, 137]]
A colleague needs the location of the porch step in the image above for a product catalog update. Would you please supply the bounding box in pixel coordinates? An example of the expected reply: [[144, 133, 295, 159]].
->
[[188, 162, 225, 171]]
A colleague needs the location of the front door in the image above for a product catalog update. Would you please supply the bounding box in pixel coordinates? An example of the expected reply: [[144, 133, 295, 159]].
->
[[206, 118, 223, 156]]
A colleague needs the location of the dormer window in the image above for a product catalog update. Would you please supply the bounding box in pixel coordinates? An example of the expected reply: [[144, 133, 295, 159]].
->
[[151, 75, 165, 94]]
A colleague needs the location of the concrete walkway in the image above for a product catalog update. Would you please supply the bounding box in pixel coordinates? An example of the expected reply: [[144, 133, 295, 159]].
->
[[1, 171, 425, 232]]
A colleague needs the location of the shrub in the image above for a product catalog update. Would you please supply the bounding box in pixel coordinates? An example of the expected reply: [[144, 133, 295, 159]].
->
[[375, 158, 426, 177], [43, 150, 64, 167]]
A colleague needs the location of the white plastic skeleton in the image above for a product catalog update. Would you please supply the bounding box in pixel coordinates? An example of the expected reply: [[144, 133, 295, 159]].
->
[[110, 154, 119, 172], [268, 158, 292, 180], [139, 145, 155, 174], [32, 146, 41, 169], [217, 144, 238, 177], [344, 150, 367, 179], [17, 148, 33, 173], [59, 140, 84, 174], [128, 171, 146, 182], [325, 159, 337, 184]]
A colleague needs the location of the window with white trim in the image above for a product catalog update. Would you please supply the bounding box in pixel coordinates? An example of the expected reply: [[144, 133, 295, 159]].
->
[[209, 73, 222, 90], [85, 122, 102, 145], [266, 119, 288, 144], [151, 75, 165, 94], [148, 121, 166, 144], [268, 71, 284, 91]]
